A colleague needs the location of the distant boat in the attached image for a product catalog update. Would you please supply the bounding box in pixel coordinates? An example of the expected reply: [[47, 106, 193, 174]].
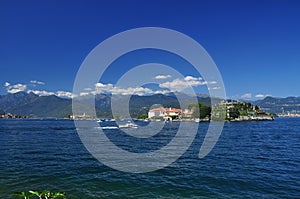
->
[[94, 126, 118, 130], [101, 126, 118, 130], [195, 118, 201, 122], [118, 121, 138, 128]]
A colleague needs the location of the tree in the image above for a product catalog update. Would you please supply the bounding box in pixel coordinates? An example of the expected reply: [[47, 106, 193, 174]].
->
[[255, 105, 260, 111], [189, 102, 211, 119], [228, 107, 239, 119], [136, 114, 148, 119]]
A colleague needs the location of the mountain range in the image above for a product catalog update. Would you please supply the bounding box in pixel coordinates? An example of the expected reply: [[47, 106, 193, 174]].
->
[[0, 92, 214, 118], [0, 92, 299, 118], [255, 96, 300, 114]]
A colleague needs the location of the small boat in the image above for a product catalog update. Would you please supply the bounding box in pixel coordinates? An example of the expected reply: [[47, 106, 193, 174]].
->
[[94, 126, 119, 130], [101, 126, 119, 130], [118, 121, 138, 128], [194, 118, 201, 122]]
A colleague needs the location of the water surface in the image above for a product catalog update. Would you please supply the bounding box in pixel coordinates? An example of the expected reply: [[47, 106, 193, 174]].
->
[[0, 118, 299, 198]]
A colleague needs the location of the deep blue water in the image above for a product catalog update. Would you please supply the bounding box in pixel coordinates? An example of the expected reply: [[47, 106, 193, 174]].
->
[[0, 118, 299, 198]]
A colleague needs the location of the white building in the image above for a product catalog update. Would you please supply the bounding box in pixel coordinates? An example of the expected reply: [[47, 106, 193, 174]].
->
[[148, 107, 165, 118]]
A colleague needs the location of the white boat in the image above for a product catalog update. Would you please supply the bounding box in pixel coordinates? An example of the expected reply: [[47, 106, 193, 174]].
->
[[94, 126, 119, 130], [118, 121, 138, 128], [101, 126, 119, 130]]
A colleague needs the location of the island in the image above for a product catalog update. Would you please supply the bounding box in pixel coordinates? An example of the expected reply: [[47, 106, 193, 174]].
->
[[140, 100, 274, 122]]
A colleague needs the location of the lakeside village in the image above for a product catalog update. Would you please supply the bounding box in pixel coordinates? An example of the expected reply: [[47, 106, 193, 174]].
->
[[70, 101, 275, 122], [0, 110, 29, 119]]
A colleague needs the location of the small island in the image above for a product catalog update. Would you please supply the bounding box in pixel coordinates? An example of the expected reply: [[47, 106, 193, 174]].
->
[[139, 100, 274, 122], [218, 100, 275, 121]]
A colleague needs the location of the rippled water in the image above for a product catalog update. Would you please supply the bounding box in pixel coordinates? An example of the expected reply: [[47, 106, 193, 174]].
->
[[0, 118, 299, 198]]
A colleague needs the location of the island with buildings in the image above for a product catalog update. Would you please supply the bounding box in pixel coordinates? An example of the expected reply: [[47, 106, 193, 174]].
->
[[145, 101, 274, 122]]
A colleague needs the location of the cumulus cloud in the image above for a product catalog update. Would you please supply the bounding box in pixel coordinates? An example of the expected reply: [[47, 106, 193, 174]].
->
[[154, 75, 172, 80], [154, 90, 171, 95], [241, 93, 252, 99], [27, 90, 55, 96], [184, 76, 202, 81], [5, 83, 27, 94], [3, 75, 218, 98], [4, 80, 76, 98], [28, 89, 76, 98], [255, 94, 271, 98], [79, 92, 91, 96], [56, 91, 77, 98], [30, 80, 45, 85], [208, 86, 222, 90], [208, 81, 217, 84], [94, 83, 154, 96], [159, 76, 211, 92]]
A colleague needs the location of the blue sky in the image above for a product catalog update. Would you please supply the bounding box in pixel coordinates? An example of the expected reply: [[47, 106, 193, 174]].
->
[[1, 0, 300, 100]]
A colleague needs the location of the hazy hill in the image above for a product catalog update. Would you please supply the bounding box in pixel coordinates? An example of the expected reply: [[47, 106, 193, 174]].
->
[[3, 92, 297, 118], [9, 95, 72, 117], [256, 96, 300, 114], [0, 92, 38, 111]]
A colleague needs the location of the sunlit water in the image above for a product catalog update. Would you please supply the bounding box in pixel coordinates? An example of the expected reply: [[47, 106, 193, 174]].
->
[[0, 118, 299, 198]]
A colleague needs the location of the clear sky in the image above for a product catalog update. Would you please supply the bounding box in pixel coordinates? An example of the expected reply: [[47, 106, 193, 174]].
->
[[1, 0, 299, 100]]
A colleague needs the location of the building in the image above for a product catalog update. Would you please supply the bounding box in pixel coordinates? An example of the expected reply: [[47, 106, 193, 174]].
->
[[148, 107, 166, 118], [148, 107, 191, 120]]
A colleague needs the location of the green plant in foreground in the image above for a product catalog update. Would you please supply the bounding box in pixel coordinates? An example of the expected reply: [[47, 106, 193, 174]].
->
[[14, 190, 66, 199]]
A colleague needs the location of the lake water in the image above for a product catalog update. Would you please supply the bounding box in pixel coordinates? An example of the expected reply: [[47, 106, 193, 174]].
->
[[0, 118, 299, 198]]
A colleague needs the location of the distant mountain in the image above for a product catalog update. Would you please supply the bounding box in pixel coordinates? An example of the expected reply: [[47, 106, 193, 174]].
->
[[0, 92, 72, 117], [0, 92, 38, 110], [255, 96, 300, 114], [0, 91, 225, 118], [9, 95, 72, 117]]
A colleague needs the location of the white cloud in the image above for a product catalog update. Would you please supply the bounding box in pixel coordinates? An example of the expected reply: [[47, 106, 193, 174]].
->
[[6, 83, 27, 94], [209, 86, 221, 90], [28, 89, 76, 99], [114, 87, 154, 96], [241, 93, 252, 99], [94, 82, 156, 96], [154, 90, 171, 95], [84, 87, 92, 91], [208, 81, 217, 84], [5, 80, 75, 98], [255, 94, 271, 98], [80, 92, 91, 96], [27, 90, 55, 96], [56, 91, 77, 98], [4, 82, 10, 87], [159, 76, 209, 92], [154, 75, 172, 80], [95, 83, 114, 93], [184, 76, 202, 81], [30, 80, 45, 85]]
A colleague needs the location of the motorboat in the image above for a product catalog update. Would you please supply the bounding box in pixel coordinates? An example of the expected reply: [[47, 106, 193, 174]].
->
[[118, 121, 138, 128]]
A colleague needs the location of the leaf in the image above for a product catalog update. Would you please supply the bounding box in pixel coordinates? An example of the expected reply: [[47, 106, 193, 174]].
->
[[29, 190, 40, 196]]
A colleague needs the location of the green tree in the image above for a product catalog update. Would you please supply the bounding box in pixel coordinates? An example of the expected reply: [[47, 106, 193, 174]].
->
[[189, 102, 211, 119], [136, 114, 148, 119], [228, 107, 240, 119]]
